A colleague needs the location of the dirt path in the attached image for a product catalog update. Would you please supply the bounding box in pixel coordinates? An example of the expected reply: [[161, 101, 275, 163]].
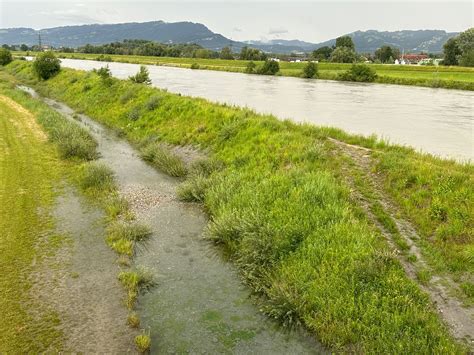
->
[[329, 137, 474, 349]]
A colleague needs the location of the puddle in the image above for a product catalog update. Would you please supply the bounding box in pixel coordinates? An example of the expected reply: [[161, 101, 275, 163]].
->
[[32, 187, 136, 353], [20, 86, 324, 354]]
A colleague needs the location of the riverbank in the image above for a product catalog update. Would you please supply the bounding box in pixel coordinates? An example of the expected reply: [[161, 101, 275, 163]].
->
[[4, 60, 473, 352], [13, 51, 474, 91]]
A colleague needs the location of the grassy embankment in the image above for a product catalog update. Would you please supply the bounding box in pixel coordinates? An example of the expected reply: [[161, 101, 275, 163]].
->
[[5, 60, 473, 353], [0, 71, 151, 352], [14, 51, 474, 90]]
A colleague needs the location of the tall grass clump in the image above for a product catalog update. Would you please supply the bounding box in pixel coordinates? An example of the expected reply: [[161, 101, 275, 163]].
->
[[7, 61, 468, 353], [140, 141, 188, 177], [78, 161, 115, 193], [119, 268, 155, 309]]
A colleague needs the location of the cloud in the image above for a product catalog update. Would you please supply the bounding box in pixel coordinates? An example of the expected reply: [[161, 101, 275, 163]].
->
[[268, 27, 288, 35], [232, 27, 242, 32]]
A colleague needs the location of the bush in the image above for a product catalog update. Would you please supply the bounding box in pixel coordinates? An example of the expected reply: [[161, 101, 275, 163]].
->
[[129, 65, 151, 85], [94, 65, 113, 86], [135, 333, 151, 353], [339, 64, 377, 82], [302, 62, 318, 78], [0, 48, 12, 66], [145, 95, 161, 111], [257, 60, 280, 75], [190, 63, 200, 69], [459, 50, 474, 67], [245, 61, 256, 74], [79, 162, 115, 192], [33, 52, 61, 80]]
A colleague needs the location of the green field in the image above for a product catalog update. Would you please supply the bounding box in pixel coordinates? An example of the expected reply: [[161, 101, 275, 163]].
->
[[5, 60, 472, 352], [14, 51, 474, 90]]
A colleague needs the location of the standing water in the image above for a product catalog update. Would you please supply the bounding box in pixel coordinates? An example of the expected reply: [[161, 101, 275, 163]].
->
[[57, 58, 473, 161], [20, 86, 323, 353]]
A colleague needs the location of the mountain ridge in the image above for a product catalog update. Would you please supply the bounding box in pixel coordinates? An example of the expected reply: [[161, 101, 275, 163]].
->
[[0, 21, 458, 53]]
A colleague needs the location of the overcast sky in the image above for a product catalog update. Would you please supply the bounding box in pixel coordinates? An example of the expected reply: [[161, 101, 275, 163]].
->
[[0, 1, 472, 43]]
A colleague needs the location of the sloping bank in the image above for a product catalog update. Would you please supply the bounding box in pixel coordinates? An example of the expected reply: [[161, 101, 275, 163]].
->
[[6, 60, 473, 353]]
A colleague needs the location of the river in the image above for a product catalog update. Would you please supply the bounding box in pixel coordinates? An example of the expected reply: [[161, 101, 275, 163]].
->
[[57, 58, 474, 161]]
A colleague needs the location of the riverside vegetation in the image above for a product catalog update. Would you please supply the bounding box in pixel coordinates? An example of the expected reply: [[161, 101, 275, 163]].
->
[[14, 50, 474, 90], [4, 59, 472, 353], [0, 69, 152, 352]]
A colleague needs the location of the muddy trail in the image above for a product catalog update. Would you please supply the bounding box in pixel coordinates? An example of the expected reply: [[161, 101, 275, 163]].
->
[[329, 138, 474, 349], [21, 86, 323, 353], [32, 188, 137, 352]]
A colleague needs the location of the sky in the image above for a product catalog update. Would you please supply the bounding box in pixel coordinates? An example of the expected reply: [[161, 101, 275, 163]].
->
[[0, 1, 472, 43]]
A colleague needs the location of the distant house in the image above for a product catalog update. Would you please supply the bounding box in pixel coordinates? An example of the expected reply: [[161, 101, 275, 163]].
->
[[399, 53, 429, 64]]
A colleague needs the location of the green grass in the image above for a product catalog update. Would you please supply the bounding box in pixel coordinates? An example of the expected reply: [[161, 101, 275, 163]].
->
[[4, 61, 471, 352], [0, 77, 66, 351], [78, 161, 115, 193], [106, 221, 152, 256], [140, 141, 188, 177], [135, 332, 151, 353], [15, 51, 474, 90], [119, 268, 155, 309]]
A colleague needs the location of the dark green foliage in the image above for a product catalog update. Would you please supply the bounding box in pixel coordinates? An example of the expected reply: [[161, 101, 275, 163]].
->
[[145, 95, 161, 111], [128, 65, 151, 85], [459, 50, 474, 67], [0, 48, 12, 66], [33, 52, 61, 80], [339, 64, 377, 82], [331, 47, 357, 63], [190, 63, 200, 69], [220, 46, 234, 60], [443, 38, 461, 66], [335, 35, 355, 50], [257, 60, 280, 75], [94, 65, 113, 86], [239, 46, 267, 61], [374, 46, 400, 64], [312, 46, 333, 61], [245, 61, 256, 74], [302, 62, 318, 78], [79, 39, 206, 58]]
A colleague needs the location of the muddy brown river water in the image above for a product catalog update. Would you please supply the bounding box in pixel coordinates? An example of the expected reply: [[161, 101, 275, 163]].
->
[[56, 58, 473, 161]]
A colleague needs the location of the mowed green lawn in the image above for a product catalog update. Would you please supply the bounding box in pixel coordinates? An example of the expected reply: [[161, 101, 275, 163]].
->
[[0, 92, 63, 352]]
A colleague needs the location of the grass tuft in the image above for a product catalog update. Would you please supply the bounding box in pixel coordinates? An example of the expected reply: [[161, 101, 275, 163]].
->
[[140, 142, 188, 177], [135, 332, 151, 353], [78, 161, 115, 193]]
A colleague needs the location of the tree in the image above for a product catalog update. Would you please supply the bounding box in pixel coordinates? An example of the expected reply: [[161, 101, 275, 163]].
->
[[312, 46, 333, 61], [129, 65, 152, 85], [335, 35, 355, 50], [302, 62, 318, 78], [220, 46, 234, 60], [239, 46, 267, 61], [257, 60, 280, 75], [330, 47, 357, 63], [20, 44, 29, 51], [459, 50, 474, 67], [0, 48, 13, 66], [374, 46, 400, 63], [33, 52, 61, 80], [457, 28, 474, 54], [443, 38, 461, 65], [339, 64, 377, 82]]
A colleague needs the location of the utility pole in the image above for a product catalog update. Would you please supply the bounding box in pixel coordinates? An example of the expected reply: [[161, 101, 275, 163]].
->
[[38, 31, 42, 50]]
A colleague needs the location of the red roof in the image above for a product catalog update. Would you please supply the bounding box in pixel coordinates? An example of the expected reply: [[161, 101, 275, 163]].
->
[[401, 54, 429, 61]]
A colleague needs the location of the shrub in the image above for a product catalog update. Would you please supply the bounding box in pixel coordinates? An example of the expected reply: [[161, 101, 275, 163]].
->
[[127, 313, 140, 328], [140, 142, 188, 177], [135, 333, 151, 353], [0, 48, 12, 66], [94, 65, 113, 86], [339, 64, 377, 82], [190, 63, 200, 69], [257, 60, 280, 75], [127, 106, 141, 121], [245, 61, 256, 74], [78, 162, 115, 192], [96, 54, 113, 62], [129, 65, 151, 85], [145, 95, 161, 111], [33, 52, 61, 80], [302, 62, 318, 78]]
